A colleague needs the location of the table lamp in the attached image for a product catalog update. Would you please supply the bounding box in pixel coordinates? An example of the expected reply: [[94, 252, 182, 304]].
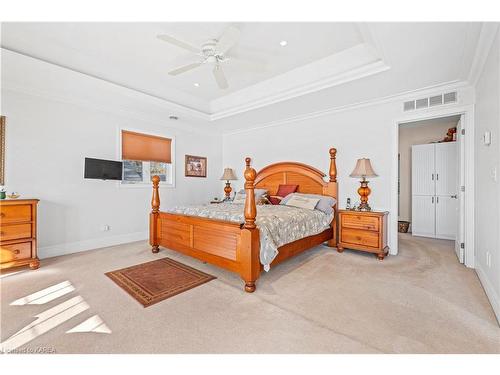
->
[[349, 158, 378, 211], [220, 168, 237, 201]]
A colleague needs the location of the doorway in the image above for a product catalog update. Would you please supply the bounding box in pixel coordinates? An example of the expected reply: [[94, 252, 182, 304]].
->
[[397, 114, 465, 263]]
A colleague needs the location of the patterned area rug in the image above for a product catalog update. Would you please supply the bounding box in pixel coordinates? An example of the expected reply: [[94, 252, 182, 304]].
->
[[105, 257, 216, 307]]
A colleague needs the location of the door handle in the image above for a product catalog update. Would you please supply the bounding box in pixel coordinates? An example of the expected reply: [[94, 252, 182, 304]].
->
[[436, 197, 439, 204], [432, 174, 434, 181], [436, 174, 439, 181], [432, 197, 434, 204], [451, 195, 457, 199]]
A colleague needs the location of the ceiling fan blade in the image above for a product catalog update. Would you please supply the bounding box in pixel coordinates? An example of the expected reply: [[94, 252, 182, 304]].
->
[[213, 65, 229, 89], [168, 62, 203, 76], [216, 26, 240, 54], [157, 34, 199, 53]]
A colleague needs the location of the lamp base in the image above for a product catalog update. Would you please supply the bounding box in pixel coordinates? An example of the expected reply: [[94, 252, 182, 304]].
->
[[357, 202, 372, 211], [223, 181, 232, 201], [357, 178, 372, 211]]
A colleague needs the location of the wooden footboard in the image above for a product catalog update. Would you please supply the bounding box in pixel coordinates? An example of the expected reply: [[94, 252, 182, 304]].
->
[[149, 158, 261, 292], [150, 149, 338, 293]]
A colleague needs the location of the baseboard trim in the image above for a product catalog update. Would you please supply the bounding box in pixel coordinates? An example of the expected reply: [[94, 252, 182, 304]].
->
[[475, 263, 500, 325], [39, 231, 148, 259]]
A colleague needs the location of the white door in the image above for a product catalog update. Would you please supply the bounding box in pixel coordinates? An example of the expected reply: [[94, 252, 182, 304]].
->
[[435, 196, 457, 240], [412, 144, 435, 196], [435, 142, 457, 196], [455, 116, 465, 262], [412, 195, 435, 238]]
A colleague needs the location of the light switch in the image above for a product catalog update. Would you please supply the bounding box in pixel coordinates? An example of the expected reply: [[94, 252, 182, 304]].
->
[[483, 131, 491, 145]]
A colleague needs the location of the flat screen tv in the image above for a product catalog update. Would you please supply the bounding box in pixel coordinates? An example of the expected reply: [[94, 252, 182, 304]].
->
[[84, 158, 123, 181]]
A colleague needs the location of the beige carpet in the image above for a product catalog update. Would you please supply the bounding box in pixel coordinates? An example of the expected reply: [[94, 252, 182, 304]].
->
[[1, 234, 499, 353]]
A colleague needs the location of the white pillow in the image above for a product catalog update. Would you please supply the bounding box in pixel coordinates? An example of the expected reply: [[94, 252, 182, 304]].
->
[[232, 189, 268, 204], [233, 190, 246, 204], [284, 195, 320, 210]]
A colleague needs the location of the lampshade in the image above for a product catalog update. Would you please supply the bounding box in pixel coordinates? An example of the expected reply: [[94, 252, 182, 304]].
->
[[349, 158, 378, 178], [220, 168, 237, 181]]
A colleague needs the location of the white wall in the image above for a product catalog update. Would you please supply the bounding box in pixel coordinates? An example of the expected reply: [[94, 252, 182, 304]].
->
[[1, 51, 222, 259], [222, 85, 474, 256], [474, 28, 500, 322], [223, 101, 402, 253], [398, 119, 458, 222]]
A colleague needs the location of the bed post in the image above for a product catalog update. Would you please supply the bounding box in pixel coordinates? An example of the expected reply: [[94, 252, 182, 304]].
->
[[329, 148, 337, 183], [150, 175, 160, 254], [327, 148, 338, 247], [240, 157, 260, 293]]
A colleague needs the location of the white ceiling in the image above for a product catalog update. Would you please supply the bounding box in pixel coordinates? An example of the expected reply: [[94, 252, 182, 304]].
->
[[0, 22, 485, 120]]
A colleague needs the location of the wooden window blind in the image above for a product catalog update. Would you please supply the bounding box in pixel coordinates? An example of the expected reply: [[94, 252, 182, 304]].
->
[[121, 130, 172, 163]]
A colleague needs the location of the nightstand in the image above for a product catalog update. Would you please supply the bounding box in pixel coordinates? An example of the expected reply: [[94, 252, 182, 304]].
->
[[337, 210, 389, 260]]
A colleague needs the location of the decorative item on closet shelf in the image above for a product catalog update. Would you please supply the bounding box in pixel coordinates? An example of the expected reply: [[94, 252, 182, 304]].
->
[[349, 158, 378, 211], [337, 210, 389, 260], [0, 199, 40, 270], [220, 168, 237, 201]]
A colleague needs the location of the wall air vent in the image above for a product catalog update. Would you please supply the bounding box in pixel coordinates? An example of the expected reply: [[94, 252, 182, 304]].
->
[[403, 91, 457, 112], [443, 91, 457, 104], [403, 101, 416, 111], [415, 98, 429, 109], [429, 95, 443, 107]]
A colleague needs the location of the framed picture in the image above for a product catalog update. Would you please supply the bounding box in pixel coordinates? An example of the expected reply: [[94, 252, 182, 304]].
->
[[185, 155, 207, 177]]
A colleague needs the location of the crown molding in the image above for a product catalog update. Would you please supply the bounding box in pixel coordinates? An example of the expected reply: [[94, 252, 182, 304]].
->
[[209, 28, 390, 121], [0, 47, 212, 122], [467, 23, 499, 86], [210, 59, 390, 121], [221, 80, 471, 136], [2, 82, 216, 136]]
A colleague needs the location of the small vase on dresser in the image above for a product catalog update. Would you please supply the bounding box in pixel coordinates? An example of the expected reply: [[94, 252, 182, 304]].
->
[[0, 199, 40, 270]]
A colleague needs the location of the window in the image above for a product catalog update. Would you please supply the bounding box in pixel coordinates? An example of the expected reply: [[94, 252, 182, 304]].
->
[[121, 130, 174, 186]]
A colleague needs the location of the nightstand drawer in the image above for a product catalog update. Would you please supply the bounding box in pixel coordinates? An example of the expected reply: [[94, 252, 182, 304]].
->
[[342, 214, 379, 231], [0, 204, 32, 224], [1, 242, 32, 263], [341, 228, 379, 248], [0, 223, 32, 241]]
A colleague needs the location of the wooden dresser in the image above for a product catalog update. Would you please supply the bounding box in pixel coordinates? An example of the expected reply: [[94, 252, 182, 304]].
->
[[337, 209, 389, 260], [0, 199, 40, 270]]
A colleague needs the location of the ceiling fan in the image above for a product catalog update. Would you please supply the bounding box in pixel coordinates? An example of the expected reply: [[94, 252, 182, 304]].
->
[[157, 26, 262, 90]]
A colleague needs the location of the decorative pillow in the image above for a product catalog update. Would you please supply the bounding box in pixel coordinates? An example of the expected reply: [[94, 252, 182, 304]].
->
[[280, 193, 337, 215], [232, 189, 268, 204], [257, 193, 270, 205], [284, 195, 320, 210], [269, 184, 298, 205]]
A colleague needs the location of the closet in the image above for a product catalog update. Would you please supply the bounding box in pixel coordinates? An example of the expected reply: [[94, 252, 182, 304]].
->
[[411, 142, 457, 240]]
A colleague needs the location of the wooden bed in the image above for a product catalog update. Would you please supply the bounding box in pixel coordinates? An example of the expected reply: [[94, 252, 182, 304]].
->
[[149, 148, 338, 292]]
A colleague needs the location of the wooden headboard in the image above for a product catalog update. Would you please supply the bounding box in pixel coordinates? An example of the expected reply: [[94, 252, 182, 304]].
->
[[242, 148, 337, 232], [254, 148, 338, 202]]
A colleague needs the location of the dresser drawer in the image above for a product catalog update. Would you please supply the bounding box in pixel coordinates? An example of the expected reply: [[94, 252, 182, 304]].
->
[[0, 223, 32, 241], [0, 242, 32, 263], [341, 228, 379, 248], [342, 214, 379, 231], [0, 204, 32, 224]]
